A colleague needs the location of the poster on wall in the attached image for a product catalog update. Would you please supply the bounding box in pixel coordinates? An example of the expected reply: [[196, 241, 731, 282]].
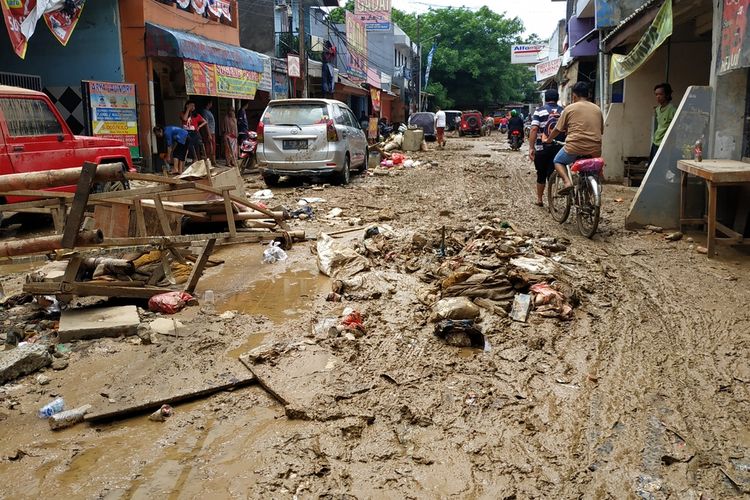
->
[[184, 60, 217, 96], [346, 11, 367, 82], [1, 0, 87, 58], [719, 0, 750, 74], [82, 81, 140, 159]]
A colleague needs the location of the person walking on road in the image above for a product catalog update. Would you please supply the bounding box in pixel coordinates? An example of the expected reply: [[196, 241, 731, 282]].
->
[[434, 106, 447, 148], [528, 89, 565, 206], [544, 81, 603, 194], [650, 82, 677, 165]]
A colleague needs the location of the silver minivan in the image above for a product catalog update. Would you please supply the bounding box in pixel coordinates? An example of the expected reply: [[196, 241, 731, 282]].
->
[[256, 99, 368, 186]]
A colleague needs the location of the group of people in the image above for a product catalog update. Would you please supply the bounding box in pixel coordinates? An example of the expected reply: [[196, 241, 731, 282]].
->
[[153, 100, 252, 175]]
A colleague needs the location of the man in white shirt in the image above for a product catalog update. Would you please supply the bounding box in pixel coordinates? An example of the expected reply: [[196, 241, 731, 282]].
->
[[434, 107, 447, 148]]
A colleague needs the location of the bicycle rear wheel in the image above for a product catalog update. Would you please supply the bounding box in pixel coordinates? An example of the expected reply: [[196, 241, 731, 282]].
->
[[577, 175, 601, 238], [548, 171, 572, 223]]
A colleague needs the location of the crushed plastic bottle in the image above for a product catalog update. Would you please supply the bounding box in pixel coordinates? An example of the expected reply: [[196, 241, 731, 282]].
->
[[262, 241, 288, 264], [38, 397, 65, 419]]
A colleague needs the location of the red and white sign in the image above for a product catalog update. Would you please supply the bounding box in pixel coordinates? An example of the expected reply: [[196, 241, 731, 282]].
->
[[287, 55, 301, 78], [535, 58, 562, 81], [511, 44, 546, 64]]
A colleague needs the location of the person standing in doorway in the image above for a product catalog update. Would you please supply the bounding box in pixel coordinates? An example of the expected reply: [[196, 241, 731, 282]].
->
[[528, 89, 565, 207], [650, 83, 677, 165], [223, 107, 238, 168], [434, 106, 446, 148], [180, 100, 206, 161], [200, 100, 216, 165], [237, 100, 250, 144]]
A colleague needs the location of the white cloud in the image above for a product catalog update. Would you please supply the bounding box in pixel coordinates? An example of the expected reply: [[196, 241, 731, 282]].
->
[[390, 0, 566, 38]]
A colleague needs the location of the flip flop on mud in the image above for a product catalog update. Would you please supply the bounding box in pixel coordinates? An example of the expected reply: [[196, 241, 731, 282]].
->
[[534, 201, 544, 207], [557, 185, 574, 196]]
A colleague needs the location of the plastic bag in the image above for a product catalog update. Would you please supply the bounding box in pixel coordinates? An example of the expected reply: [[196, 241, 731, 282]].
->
[[571, 157, 605, 174], [252, 189, 274, 200], [263, 241, 288, 264], [316, 233, 370, 279], [391, 153, 405, 165], [148, 291, 195, 314]]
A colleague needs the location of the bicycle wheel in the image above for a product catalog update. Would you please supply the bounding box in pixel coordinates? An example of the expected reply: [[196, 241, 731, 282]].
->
[[548, 171, 572, 223], [577, 175, 601, 238]]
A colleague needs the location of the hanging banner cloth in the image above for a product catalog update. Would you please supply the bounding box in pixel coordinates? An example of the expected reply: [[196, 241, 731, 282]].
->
[[1, 0, 86, 58], [610, 0, 672, 83]]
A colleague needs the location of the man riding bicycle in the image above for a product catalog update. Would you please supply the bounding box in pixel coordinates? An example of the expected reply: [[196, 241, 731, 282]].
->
[[544, 81, 603, 195]]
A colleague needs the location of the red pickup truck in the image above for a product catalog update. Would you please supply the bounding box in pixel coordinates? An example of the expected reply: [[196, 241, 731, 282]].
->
[[0, 85, 134, 203]]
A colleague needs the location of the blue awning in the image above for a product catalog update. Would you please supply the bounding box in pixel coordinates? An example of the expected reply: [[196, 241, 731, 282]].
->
[[145, 23, 264, 73]]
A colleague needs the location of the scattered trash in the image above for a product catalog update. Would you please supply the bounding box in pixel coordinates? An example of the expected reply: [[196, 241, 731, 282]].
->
[[148, 291, 195, 314], [645, 225, 663, 233], [340, 309, 366, 337], [464, 391, 478, 406], [434, 319, 484, 348], [298, 197, 325, 205], [326, 207, 344, 219], [431, 297, 481, 321], [38, 397, 65, 418], [614, 198, 624, 203], [252, 189, 274, 200], [148, 404, 173, 422], [262, 241, 288, 264], [36, 374, 50, 385], [317, 233, 370, 279], [291, 205, 314, 219], [530, 283, 573, 319], [510, 256, 557, 275], [696, 246, 708, 254], [510, 294, 532, 322], [219, 310, 237, 321], [49, 404, 92, 430], [665, 231, 683, 241]]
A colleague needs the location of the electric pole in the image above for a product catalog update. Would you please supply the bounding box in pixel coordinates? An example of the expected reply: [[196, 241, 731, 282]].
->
[[417, 15, 421, 111], [299, 0, 307, 98]]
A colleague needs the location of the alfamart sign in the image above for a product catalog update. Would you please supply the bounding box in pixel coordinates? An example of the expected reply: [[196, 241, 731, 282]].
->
[[511, 44, 546, 64]]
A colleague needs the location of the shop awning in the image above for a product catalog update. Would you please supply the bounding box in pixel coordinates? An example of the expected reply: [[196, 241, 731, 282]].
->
[[145, 23, 264, 73], [336, 76, 368, 96]]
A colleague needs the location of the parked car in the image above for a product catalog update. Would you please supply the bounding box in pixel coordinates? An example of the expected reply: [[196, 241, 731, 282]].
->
[[492, 111, 507, 128], [0, 85, 134, 203], [256, 98, 367, 186], [444, 110, 461, 132], [459, 110, 483, 137], [408, 112, 436, 141]]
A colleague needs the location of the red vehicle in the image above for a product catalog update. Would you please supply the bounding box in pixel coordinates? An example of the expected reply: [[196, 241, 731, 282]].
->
[[0, 85, 134, 203], [459, 110, 483, 137]]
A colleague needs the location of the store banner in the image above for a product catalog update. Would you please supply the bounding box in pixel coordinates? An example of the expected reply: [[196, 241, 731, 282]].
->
[[272, 72, 288, 100], [83, 81, 140, 159], [610, 0, 673, 83], [719, 0, 750, 75], [184, 59, 217, 96], [259, 57, 272, 93], [534, 58, 562, 81], [216, 65, 260, 100], [287, 55, 301, 78], [354, 0, 391, 31], [1, 0, 86, 58], [370, 88, 381, 113], [511, 44, 546, 64], [346, 11, 367, 82]]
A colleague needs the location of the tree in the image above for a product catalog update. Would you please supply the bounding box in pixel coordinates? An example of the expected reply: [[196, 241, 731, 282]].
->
[[393, 7, 538, 111], [328, 0, 354, 24]]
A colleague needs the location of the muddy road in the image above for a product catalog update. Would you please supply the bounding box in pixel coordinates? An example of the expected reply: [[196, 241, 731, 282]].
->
[[0, 135, 748, 498]]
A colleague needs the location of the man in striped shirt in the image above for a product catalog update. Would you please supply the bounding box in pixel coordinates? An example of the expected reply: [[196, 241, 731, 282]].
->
[[528, 90, 564, 206]]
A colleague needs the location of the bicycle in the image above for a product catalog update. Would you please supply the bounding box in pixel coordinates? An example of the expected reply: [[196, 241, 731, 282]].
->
[[546, 143, 604, 238]]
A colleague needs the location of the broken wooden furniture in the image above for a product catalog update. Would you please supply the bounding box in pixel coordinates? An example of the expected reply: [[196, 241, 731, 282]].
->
[[678, 159, 750, 257]]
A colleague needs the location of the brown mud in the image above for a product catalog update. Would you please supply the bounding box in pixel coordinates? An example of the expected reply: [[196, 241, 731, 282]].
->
[[0, 135, 749, 498]]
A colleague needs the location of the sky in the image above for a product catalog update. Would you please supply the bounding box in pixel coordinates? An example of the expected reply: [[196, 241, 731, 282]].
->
[[390, 0, 567, 39]]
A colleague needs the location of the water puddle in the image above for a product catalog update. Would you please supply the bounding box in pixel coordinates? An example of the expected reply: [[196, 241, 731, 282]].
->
[[228, 331, 269, 359], [217, 269, 329, 323]]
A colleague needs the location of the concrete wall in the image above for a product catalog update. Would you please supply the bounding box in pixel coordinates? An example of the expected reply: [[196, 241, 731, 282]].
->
[[239, 0, 275, 56], [0, 0, 124, 87]]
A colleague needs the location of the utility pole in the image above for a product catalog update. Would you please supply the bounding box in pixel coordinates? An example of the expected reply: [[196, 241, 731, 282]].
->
[[417, 15, 421, 111], [298, 0, 307, 97]]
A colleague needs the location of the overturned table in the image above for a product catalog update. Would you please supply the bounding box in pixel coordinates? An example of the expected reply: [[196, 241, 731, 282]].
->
[[678, 159, 750, 257]]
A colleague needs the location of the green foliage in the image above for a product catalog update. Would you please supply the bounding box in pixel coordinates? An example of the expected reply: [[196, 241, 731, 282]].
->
[[328, 0, 354, 25], [393, 6, 538, 111]]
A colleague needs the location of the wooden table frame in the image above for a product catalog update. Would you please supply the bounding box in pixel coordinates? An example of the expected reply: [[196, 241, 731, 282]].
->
[[678, 159, 750, 257]]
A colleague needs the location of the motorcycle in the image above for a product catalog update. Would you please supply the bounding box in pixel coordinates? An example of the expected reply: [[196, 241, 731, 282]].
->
[[499, 123, 508, 134], [509, 129, 523, 151], [239, 131, 258, 172]]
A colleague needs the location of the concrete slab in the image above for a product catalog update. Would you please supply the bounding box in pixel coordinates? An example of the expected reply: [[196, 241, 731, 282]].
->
[[58, 305, 141, 342], [0, 344, 51, 384]]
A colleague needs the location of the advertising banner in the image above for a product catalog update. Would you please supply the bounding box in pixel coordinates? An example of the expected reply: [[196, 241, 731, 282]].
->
[[423, 43, 436, 88], [610, 0, 672, 83], [346, 11, 367, 82], [1, 0, 87, 57], [354, 0, 391, 31], [511, 44, 546, 64], [272, 72, 288, 100], [83, 81, 140, 159], [287, 54, 301, 78], [719, 0, 750, 75], [368, 117, 378, 139], [259, 57, 272, 92], [44, 0, 85, 46], [184, 60, 217, 96], [535, 58, 562, 82], [370, 88, 381, 113], [216, 65, 260, 100]]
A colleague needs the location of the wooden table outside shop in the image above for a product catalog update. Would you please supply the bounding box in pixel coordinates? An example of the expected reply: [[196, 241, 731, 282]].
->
[[678, 159, 750, 257]]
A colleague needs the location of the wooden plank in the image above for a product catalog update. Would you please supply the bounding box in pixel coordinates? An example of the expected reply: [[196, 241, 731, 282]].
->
[[715, 221, 744, 241], [125, 172, 184, 185], [24, 282, 169, 299], [84, 374, 256, 422], [0, 198, 62, 211], [707, 182, 717, 258], [61, 162, 97, 248], [677, 159, 750, 183], [133, 199, 147, 237], [223, 189, 237, 237], [153, 195, 173, 236], [184, 238, 216, 294], [0, 190, 73, 198], [679, 171, 688, 231], [105, 198, 209, 221]]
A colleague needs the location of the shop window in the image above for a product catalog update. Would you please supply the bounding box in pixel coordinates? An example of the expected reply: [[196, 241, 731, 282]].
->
[[0, 97, 63, 137]]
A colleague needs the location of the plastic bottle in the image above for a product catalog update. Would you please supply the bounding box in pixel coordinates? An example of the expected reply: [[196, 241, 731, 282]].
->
[[38, 398, 65, 418], [694, 139, 703, 162]]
